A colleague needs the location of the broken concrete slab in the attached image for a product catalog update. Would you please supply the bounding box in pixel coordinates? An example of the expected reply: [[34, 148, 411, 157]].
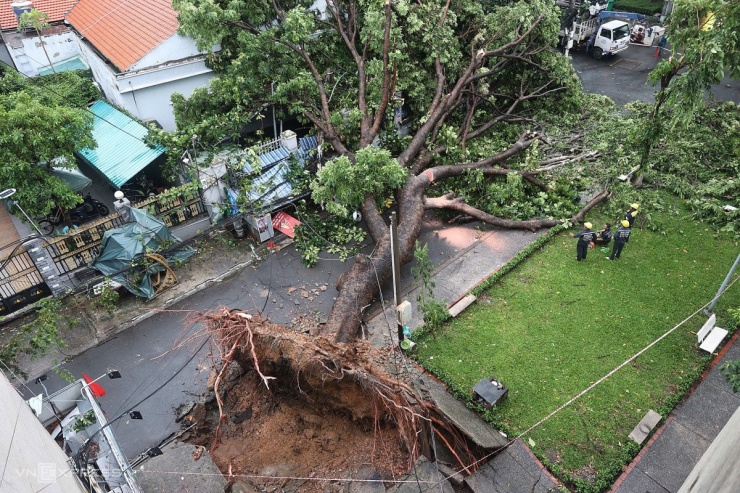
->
[[348, 466, 385, 493], [448, 294, 476, 318], [437, 462, 465, 485], [422, 375, 508, 449], [386, 456, 454, 493], [465, 440, 558, 493], [629, 409, 662, 444], [134, 440, 226, 493]]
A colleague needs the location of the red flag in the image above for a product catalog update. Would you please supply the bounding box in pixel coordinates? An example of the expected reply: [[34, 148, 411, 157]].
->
[[82, 373, 106, 397]]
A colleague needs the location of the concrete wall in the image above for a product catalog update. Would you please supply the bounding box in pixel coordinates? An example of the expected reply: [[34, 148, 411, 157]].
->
[[76, 36, 126, 107], [129, 33, 202, 71], [74, 34, 213, 131], [117, 55, 214, 130], [2, 29, 79, 76], [0, 38, 14, 68], [0, 369, 86, 493]]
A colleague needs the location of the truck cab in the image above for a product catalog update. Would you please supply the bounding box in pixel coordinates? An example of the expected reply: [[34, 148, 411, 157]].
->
[[591, 20, 631, 59]]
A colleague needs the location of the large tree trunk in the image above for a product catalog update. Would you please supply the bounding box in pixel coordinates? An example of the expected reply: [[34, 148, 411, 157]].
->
[[324, 179, 427, 342]]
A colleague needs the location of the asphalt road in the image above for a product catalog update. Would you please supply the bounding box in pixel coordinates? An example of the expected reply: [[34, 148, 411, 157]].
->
[[570, 42, 739, 105], [18, 212, 477, 460]]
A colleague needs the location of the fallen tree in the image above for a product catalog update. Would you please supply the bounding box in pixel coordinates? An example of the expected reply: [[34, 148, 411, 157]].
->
[[174, 0, 610, 342]]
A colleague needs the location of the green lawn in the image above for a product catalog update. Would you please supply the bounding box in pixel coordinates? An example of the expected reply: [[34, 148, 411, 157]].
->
[[414, 202, 740, 491], [612, 0, 663, 15]]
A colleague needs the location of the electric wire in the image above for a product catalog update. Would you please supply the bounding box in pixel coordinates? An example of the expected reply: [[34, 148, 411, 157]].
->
[[0, 360, 65, 427], [75, 336, 211, 469], [89, 281, 739, 488], [1, 60, 153, 146], [442, 277, 740, 480]]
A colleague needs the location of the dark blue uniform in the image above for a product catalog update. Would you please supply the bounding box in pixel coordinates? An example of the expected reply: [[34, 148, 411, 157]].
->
[[624, 209, 638, 227], [573, 228, 595, 261], [609, 226, 631, 260], [593, 227, 612, 246]]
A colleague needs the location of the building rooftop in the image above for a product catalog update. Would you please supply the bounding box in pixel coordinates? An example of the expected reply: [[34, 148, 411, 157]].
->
[[66, 0, 178, 71], [0, 0, 78, 30]]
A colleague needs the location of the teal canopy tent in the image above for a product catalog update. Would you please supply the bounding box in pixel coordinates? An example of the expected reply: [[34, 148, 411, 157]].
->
[[88, 208, 194, 299]]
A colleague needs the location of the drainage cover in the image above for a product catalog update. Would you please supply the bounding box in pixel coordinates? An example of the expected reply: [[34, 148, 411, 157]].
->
[[611, 58, 643, 70]]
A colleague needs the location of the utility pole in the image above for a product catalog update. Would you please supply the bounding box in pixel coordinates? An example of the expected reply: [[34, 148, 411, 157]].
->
[[390, 212, 404, 345], [706, 253, 740, 315]]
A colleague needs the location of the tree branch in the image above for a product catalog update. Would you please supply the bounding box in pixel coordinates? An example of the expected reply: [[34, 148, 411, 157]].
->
[[361, 194, 387, 243], [369, 0, 394, 139], [424, 193, 558, 231]]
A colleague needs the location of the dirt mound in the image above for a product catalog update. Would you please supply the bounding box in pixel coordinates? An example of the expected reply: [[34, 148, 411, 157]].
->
[[183, 309, 471, 492]]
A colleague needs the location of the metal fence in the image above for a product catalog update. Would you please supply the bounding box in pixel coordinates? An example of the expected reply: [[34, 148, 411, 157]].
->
[[0, 244, 51, 316], [45, 213, 127, 275], [1, 188, 207, 315]]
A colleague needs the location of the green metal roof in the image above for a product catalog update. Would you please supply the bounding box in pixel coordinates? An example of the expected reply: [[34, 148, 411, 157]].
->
[[38, 56, 89, 76], [76, 100, 165, 188]]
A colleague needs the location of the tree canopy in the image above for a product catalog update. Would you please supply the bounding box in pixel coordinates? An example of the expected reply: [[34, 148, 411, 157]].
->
[[173, 0, 606, 340], [638, 0, 739, 166], [0, 68, 97, 221]]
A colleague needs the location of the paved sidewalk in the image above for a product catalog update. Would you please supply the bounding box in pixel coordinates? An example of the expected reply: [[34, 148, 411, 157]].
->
[[612, 333, 740, 493]]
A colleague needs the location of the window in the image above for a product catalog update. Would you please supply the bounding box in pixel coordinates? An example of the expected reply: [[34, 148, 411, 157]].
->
[[613, 25, 630, 40]]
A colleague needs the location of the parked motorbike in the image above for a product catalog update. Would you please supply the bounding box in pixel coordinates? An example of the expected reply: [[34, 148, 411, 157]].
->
[[37, 194, 110, 235], [81, 192, 110, 216]]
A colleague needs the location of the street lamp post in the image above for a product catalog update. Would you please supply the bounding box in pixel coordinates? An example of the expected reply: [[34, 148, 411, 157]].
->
[[0, 188, 43, 236]]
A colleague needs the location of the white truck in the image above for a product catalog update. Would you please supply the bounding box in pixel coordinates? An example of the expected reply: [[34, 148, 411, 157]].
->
[[560, 11, 631, 60]]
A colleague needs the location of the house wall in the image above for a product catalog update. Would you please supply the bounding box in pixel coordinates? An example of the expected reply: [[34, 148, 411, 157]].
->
[[2, 29, 78, 76], [76, 36, 126, 107], [129, 33, 202, 71], [0, 38, 14, 68], [0, 370, 87, 493], [117, 55, 214, 130], [75, 34, 213, 131]]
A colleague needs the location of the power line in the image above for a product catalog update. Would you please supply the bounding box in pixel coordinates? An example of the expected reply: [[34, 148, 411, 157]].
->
[[1, 60, 154, 147], [447, 279, 740, 478]]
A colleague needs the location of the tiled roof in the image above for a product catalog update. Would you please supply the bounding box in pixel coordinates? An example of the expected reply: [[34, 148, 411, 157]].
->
[[66, 0, 179, 71], [0, 0, 78, 30]]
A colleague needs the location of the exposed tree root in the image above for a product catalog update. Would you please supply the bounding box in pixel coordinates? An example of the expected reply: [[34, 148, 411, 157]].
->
[[195, 308, 479, 472]]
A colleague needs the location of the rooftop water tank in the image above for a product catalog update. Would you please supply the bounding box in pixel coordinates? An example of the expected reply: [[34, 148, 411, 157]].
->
[[11, 1, 34, 21]]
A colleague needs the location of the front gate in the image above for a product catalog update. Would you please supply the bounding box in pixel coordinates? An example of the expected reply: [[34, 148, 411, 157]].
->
[[0, 242, 51, 316]]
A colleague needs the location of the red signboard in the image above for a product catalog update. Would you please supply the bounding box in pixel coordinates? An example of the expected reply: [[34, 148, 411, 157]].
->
[[271, 211, 301, 238]]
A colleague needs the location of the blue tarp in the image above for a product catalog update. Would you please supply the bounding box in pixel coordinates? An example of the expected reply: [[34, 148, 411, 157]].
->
[[89, 208, 194, 299]]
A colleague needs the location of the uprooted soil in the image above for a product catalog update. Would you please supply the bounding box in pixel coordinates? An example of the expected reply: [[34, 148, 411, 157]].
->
[[183, 309, 470, 492], [190, 369, 411, 492]]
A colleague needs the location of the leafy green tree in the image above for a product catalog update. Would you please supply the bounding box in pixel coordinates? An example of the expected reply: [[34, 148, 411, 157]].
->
[[639, 0, 739, 167], [0, 67, 96, 221], [18, 9, 57, 78], [173, 0, 607, 341]]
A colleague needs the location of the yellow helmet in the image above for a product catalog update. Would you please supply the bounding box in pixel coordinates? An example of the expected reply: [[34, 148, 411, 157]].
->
[[631, 203, 639, 210], [621, 220, 630, 227], [584, 222, 592, 229]]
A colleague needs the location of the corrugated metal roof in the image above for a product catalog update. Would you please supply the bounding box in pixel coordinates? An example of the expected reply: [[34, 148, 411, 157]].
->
[[66, 0, 178, 71], [0, 0, 78, 31], [76, 100, 165, 188]]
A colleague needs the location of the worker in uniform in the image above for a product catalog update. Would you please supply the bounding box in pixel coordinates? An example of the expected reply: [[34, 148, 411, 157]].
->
[[572, 222, 595, 261], [592, 223, 612, 247], [624, 203, 639, 227], [608, 220, 632, 260]]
